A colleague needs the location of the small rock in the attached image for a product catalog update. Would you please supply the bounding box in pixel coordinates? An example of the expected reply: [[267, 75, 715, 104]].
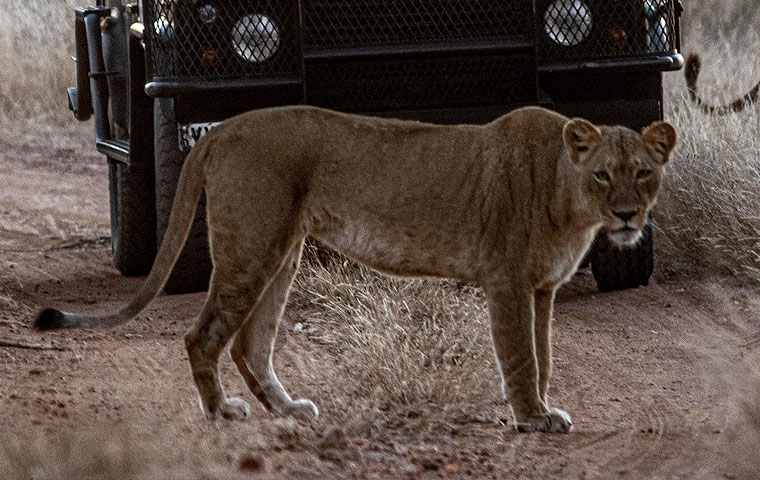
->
[[239, 454, 266, 472], [444, 463, 458, 475], [418, 458, 440, 471]]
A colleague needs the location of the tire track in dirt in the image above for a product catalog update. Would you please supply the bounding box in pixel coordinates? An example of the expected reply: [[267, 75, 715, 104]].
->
[[546, 278, 749, 479], [740, 333, 760, 350]]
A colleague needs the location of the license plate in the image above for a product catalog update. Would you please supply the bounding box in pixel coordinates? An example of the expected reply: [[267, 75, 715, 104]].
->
[[178, 122, 222, 151]]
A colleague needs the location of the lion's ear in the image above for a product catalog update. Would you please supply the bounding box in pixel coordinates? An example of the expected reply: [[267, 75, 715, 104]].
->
[[562, 118, 602, 164], [642, 121, 676, 165]]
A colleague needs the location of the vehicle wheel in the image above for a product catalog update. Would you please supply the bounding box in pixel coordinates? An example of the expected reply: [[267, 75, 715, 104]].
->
[[154, 97, 212, 293], [589, 222, 654, 292], [108, 156, 156, 275]]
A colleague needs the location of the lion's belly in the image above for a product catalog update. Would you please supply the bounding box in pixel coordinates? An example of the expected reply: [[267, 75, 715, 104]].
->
[[309, 217, 479, 281]]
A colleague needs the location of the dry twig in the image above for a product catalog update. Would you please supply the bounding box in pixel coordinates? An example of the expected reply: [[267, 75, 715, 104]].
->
[[0, 339, 67, 351]]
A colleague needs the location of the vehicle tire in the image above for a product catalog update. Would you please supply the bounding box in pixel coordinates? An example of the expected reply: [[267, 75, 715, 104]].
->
[[108, 156, 156, 275], [154, 97, 212, 293], [589, 222, 654, 292]]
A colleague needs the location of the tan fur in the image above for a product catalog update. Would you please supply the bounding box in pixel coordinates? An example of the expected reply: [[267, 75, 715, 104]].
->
[[36, 105, 676, 433]]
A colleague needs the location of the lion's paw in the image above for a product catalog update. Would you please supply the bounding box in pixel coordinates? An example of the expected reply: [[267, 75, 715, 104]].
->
[[280, 398, 319, 421], [219, 397, 251, 421], [515, 407, 573, 433]]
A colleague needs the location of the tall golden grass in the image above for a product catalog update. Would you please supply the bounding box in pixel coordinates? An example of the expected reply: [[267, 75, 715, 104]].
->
[[0, 1, 85, 120], [291, 244, 497, 434], [657, 0, 760, 280]]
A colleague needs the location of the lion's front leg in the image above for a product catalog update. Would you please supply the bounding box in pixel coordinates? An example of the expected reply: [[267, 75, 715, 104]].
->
[[534, 288, 556, 405], [485, 285, 573, 433]]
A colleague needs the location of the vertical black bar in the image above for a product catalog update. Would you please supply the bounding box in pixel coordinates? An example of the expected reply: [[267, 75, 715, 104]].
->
[[103, 7, 130, 133], [84, 12, 111, 143], [74, 12, 93, 120], [674, 0, 682, 53], [129, 26, 154, 155]]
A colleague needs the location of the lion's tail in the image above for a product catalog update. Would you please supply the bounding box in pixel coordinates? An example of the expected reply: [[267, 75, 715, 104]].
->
[[35, 138, 211, 330], [685, 53, 760, 115]]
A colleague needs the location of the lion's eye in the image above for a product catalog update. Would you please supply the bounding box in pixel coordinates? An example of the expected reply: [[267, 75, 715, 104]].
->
[[594, 171, 611, 184], [636, 169, 652, 182]]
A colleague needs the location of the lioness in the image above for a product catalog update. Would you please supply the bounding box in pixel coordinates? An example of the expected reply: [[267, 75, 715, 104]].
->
[[35, 106, 675, 433]]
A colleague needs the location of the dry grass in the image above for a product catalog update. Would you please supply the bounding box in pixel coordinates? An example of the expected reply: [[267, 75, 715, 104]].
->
[[291, 244, 499, 434], [657, 0, 760, 280], [0, 0, 94, 149], [0, 1, 83, 120]]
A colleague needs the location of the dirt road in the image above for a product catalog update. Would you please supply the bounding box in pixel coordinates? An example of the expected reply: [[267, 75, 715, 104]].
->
[[1, 128, 759, 479]]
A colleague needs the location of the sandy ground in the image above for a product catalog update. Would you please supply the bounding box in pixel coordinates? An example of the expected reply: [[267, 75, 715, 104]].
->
[[1, 126, 759, 479]]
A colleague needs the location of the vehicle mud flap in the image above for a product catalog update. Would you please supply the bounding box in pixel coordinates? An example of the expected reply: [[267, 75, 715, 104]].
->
[[154, 97, 212, 293], [589, 223, 654, 292]]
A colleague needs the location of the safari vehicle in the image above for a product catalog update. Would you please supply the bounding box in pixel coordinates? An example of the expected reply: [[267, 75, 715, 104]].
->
[[67, 0, 683, 293]]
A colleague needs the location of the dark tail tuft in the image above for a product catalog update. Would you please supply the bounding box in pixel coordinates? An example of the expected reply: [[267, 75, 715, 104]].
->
[[34, 308, 68, 330], [685, 53, 701, 100]]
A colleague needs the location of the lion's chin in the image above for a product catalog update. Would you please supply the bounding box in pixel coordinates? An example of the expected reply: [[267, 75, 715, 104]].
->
[[607, 228, 643, 247]]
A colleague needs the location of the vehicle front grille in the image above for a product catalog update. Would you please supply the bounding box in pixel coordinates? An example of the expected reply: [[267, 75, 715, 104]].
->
[[306, 54, 536, 112], [302, 0, 532, 50], [144, 0, 302, 82], [537, 0, 679, 62]]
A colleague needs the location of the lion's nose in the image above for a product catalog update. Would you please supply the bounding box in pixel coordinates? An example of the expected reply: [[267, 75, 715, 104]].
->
[[613, 210, 637, 222]]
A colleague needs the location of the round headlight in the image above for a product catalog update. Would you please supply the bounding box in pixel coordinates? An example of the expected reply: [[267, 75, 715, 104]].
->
[[544, 0, 593, 47], [232, 14, 280, 63]]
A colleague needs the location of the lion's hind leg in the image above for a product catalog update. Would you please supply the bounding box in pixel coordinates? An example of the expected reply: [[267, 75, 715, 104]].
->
[[230, 240, 318, 421], [184, 283, 255, 420], [184, 239, 300, 421]]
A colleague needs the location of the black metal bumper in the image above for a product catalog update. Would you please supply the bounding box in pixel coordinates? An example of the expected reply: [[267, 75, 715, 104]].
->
[[539, 53, 683, 74], [147, 52, 684, 98], [145, 77, 301, 97]]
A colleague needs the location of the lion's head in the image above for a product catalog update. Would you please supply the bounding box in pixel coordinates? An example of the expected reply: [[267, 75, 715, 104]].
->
[[562, 118, 676, 246]]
